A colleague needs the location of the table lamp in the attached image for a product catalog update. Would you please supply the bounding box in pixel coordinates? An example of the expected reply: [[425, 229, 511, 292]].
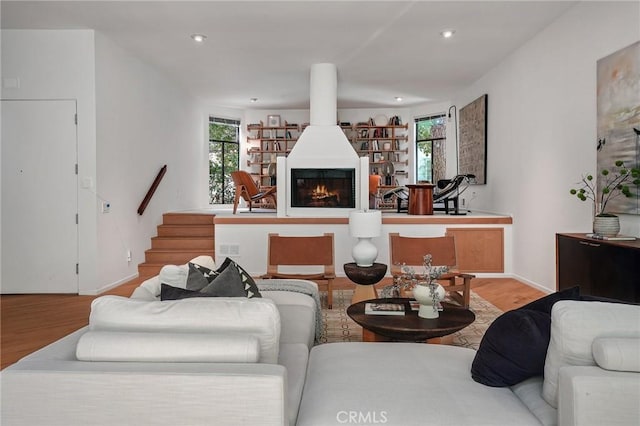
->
[[349, 210, 382, 267]]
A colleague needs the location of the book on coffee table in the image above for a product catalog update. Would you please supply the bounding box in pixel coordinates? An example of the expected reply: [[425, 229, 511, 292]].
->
[[365, 303, 405, 316]]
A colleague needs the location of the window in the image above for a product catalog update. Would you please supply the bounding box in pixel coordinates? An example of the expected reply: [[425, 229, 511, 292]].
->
[[415, 114, 446, 184], [209, 117, 240, 204]]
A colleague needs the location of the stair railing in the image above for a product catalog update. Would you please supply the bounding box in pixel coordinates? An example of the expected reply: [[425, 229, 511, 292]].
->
[[138, 165, 167, 215]]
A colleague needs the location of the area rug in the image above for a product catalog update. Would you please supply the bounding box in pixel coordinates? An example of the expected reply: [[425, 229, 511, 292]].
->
[[318, 290, 502, 350]]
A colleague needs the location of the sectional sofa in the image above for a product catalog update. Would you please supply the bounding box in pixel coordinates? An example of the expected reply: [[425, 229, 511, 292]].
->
[[2, 256, 638, 426]]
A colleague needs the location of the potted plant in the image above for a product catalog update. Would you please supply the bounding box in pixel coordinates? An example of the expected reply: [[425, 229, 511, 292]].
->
[[570, 160, 640, 236]]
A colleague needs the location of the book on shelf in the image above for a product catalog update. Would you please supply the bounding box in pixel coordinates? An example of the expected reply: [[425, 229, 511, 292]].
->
[[586, 233, 637, 241], [365, 302, 405, 316]]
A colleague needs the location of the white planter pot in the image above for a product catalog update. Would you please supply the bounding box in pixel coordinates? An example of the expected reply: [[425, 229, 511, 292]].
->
[[593, 216, 620, 237], [412, 283, 445, 319]]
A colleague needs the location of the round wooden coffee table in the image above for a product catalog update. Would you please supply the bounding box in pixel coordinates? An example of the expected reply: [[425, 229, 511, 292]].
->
[[347, 298, 475, 343]]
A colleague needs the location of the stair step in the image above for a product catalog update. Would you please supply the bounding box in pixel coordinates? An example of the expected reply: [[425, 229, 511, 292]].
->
[[157, 224, 214, 237], [151, 236, 213, 250], [138, 262, 165, 279], [144, 249, 215, 264], [162, 213, 215, 225]]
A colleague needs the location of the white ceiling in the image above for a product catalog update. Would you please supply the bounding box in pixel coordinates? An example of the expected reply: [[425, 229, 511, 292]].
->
[[1, 1, 577, 109]]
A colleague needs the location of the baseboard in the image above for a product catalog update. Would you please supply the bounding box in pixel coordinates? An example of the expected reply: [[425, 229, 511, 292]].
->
[[79, 272, 139, 295], [511, 273, 552, 294]]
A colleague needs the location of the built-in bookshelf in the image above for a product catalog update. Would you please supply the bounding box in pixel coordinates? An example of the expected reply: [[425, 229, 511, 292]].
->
[[245, 116, 409, 207], [246, 120, 300, 186]]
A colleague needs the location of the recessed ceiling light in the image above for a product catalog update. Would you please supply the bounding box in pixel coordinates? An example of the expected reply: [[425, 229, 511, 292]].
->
[[395, 97, 403, 102], [440, 29, 456, 39], [190, 34, 207, 43], [250, 98, 258, 103]]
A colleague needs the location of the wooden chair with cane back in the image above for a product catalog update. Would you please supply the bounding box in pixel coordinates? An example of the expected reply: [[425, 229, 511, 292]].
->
[[230, 170, 277, 214], [388, 233, 474, 308], [261, 233, 336, 309]]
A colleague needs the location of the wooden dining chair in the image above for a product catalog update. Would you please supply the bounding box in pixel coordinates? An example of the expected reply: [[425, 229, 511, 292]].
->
[[230, 170, 277, 214], [261, 233, 336, 308], [388, 233, 474, 308]]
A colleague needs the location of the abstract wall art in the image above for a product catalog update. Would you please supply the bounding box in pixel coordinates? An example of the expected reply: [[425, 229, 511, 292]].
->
[[459, 94, 488, 184], [597, 41, 640, 215]]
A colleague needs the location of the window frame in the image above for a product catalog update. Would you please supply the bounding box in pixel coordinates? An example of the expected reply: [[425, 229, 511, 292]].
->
[[209, 116, 241, 205]]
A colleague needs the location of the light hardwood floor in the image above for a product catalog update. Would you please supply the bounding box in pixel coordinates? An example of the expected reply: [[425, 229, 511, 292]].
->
[[1, 276, 545, 370]]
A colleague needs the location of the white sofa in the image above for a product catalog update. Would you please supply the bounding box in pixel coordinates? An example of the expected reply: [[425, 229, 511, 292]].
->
[[2, 265, 639, 426], [1, 257, 320, 426], [297, 300, 640, 426]]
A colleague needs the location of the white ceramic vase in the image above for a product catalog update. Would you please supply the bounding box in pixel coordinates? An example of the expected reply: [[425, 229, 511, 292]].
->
[[593, 215, 620, 237], [412, 283, 445, 319]]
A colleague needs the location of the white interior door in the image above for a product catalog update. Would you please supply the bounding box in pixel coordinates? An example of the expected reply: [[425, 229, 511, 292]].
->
[[1, 100, 78, 293]]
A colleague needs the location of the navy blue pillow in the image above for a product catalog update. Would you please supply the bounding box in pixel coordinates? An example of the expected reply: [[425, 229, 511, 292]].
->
[[470, 287, 581, 387], [471, 309, 551, 387]]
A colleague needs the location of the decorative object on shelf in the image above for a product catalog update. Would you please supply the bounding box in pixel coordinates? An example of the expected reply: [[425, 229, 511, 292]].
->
[[374, 114, 388, 126], [381, 161, 394, 185], [267, 162, 277, 186], [267, 115, 281, 127], [569, 160, 640, 237], [348, 210, 382, 267]]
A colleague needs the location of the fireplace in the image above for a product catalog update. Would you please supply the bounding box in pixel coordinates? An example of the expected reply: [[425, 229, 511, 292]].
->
[[291, 168, 356, 208], [276, 63, 368, 217]]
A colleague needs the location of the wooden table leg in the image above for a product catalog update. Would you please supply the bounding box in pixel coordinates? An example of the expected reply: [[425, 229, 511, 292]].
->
[[352, 284, 378, 305], [362, 329, 391, 342], [425, 335, 454, 345]]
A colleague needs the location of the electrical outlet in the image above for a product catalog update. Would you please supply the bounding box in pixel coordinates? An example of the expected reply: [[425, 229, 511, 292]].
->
[[219, 244, 240, 256], [101, 201, 110, 213], [127, 250, 132, 262]]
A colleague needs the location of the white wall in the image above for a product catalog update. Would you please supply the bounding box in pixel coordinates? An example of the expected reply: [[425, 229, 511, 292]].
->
[[94, 32, 207, 292], [1, 29, 207, 294], [451, 1, 640, 291], [1, 29, 99, 294]]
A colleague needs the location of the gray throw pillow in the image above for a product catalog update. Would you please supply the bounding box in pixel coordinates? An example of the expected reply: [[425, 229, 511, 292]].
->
[[200, 262, 247, 297], [217, 257, 262, 298], [161, 284, 212, 300], [186, 263, 217, 291]]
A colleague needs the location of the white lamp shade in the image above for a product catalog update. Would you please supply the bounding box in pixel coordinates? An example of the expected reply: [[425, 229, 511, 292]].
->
[[349, 210, 382, 238]]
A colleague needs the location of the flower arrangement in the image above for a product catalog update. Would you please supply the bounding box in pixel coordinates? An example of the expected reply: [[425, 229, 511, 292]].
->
[[570, 160, 640, 217], [388, 254, 449, 314]]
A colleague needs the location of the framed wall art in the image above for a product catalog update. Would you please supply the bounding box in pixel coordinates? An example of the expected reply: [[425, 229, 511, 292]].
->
[[267, 115, 281, 127], [597, 41, 640, 215], [459, 94, 488, 184]]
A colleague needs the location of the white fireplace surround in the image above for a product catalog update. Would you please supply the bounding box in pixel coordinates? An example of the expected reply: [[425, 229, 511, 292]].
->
[[276, 63, 368, 217]]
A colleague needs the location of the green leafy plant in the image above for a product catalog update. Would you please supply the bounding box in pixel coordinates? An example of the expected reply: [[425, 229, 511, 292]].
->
[[570, 160, 640, 216]]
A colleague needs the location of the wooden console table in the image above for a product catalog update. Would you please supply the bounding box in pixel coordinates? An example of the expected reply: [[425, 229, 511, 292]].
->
[[556, 233, 640, 303]]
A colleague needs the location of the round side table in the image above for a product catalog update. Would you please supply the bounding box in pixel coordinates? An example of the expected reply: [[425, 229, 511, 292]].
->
[[343, 262, 387, 304]]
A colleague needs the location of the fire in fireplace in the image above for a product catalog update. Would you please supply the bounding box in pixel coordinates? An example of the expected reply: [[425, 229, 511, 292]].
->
[[291, 168, 356, 208]]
